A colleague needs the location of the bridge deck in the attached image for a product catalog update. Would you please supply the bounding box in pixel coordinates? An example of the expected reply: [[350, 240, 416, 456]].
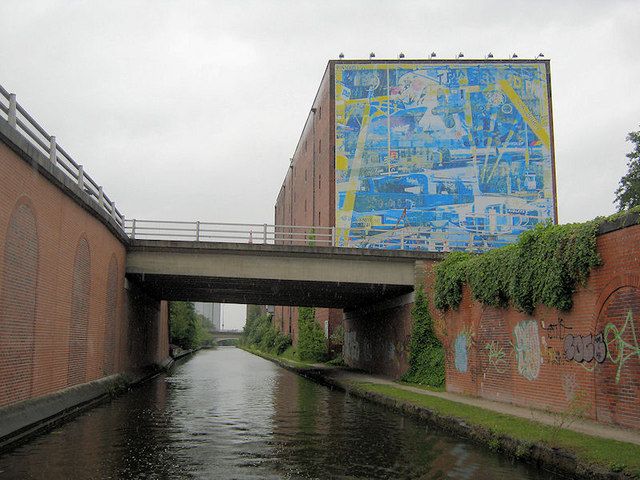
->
[[126, 240, 442, 308]]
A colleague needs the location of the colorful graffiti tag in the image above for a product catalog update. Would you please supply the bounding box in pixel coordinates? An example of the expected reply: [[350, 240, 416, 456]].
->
[[513, 320, 542, 380], [334, 61, 555, 252], [454, 333, 468, 373], [484, 340, 508, 373], [604, 309, 640, 384]]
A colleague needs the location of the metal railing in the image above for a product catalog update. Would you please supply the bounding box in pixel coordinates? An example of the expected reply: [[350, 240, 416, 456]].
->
[[0, 83, 125, 229], [125, 212, 546, 252], [125, 219, 337, 245]]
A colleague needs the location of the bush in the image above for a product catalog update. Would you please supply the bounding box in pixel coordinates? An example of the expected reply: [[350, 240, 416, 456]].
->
[[240, 312, 291, 355], [297, 307, 328, 362], [402, 287, 445, 387]]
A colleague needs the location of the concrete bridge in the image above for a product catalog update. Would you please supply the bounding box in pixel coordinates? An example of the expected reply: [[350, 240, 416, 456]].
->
[[126, 239, 438, 308], [211, 331, 242, 341]]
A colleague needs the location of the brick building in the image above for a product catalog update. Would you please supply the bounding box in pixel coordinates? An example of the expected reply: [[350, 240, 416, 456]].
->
[[274, 58, 556, 346]]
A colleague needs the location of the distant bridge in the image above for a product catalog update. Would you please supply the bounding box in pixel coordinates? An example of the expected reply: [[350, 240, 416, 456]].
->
[[211, 331, 242, 341]]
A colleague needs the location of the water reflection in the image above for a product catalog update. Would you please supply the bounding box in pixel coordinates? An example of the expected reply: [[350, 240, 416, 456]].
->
[[0, 348, 553, 479]]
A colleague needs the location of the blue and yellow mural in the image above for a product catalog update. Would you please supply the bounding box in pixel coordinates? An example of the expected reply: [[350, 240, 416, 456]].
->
[[335, 62, 555, 251]]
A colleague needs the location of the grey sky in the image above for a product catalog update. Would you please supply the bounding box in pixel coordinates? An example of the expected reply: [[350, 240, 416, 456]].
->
[[2, 0, 639, 328]]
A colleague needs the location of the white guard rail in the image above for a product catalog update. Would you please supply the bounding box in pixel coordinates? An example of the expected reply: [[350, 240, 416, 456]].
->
[[125, 220, 337, 246], [0, 83, 125, 228], [125, 212, 545, 252]]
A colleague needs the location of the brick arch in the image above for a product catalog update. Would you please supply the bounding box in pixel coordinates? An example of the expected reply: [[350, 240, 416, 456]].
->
[[103, 254, 118, 375], [68, 236, 91, 386], [0, 198, 39, 405], [595, 285, 640, 429]]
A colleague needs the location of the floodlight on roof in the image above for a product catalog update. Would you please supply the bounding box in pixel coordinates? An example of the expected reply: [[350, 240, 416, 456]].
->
[[486, 52, 494, 59], [398, 52, 405, 59], [430, 52, 436, 58], [338, 52, 344, 59], [457, 52, 464, 58], [512, 53, 518, 58], [369, 52, 375, 59], [535, 52, 544, 60]]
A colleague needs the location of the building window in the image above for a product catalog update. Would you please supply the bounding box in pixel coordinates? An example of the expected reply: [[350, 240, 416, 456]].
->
[[318, 107, 321, 120], [304, 199, 307, 212], [318, 211, 321, 224], [318, 174, 321, 190], [319, 139, 322, 154], [305, 169, 307, 183]]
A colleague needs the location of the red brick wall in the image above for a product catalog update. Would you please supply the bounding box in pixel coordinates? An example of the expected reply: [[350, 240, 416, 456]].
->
[[441, 223, 640, 430], [0, 137, 169, 409], [273, 63, 343, 340]]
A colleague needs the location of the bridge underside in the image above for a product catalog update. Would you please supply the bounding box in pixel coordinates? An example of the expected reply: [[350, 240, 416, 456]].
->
[[126, 273, 413, 308]]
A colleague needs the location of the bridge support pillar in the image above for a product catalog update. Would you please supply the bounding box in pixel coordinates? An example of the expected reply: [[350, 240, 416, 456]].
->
[[342, 292, 415, 379]]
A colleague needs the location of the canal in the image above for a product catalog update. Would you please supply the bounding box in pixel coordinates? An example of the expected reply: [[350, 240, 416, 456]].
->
[[0, 348, 554, 479]]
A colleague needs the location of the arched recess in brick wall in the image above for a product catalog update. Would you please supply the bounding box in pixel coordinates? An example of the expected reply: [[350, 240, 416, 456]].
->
[[103, 254, 118, 375], [0, 199, 39, 405], [68, 236, 91, 386], [477, 307, 514, 403], [595, 281, 640, 430]]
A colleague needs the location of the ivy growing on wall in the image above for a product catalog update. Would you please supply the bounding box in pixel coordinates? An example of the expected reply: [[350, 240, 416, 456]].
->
[[401, 287, 445, 387], [435, 219, 607, 314]]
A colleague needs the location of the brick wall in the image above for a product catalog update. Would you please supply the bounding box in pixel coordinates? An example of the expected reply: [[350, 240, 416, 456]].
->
[[0, 132, 169, 409], [273, 63, 343, 342], [440, 223, 640, 430]]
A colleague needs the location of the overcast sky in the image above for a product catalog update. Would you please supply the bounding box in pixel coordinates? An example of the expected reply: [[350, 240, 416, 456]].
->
[[2, 0, 639, 328]]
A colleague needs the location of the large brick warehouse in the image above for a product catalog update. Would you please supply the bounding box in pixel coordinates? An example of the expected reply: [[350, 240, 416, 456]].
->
[[273, 58, 557, 347]]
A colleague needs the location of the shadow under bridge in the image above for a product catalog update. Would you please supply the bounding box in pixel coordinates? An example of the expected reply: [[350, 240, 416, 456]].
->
[[125, 241, 441, 308]]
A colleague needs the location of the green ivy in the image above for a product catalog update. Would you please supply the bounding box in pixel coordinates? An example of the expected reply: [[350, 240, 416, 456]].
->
[[433, 215, 622, 314], [402, 287, 445, 387], [297, 307, 328, 362], [239, 312, 291, 355]]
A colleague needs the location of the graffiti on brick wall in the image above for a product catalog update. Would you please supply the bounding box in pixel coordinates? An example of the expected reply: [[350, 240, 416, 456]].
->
[[604, 309, 640, 384], [454, 334, 468, 373], [540, 317, 572, 339], [564, 333, 607, 364], [484, 340, 508, 373], [454, 325, 475, 373], [539, 317, 607, 369], [513, 320, 542, 380]]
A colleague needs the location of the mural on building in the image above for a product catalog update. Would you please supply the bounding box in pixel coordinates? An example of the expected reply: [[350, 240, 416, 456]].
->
[[334, 61, 555, 251]]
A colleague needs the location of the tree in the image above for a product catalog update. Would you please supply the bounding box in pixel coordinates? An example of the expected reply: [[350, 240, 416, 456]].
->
[[169, 301, 212, 349], [614, 127, 640, 211]]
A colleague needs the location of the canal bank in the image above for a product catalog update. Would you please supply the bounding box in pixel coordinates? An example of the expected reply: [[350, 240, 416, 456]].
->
[[241, 347, 640, 479], [0, 349, 196, 454]]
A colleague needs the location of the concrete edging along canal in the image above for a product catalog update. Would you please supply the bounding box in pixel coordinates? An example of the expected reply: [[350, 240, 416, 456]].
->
[[0, 355, 184, 454], [240, 346, 640, 480]]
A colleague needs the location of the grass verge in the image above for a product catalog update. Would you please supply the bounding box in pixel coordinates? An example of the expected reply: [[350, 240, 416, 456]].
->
[[354, 382, 640, 477], [239, 345, 316, 368]]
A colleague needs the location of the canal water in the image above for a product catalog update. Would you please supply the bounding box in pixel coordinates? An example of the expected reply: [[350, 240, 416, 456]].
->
[[0, 348, 555, 479]]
